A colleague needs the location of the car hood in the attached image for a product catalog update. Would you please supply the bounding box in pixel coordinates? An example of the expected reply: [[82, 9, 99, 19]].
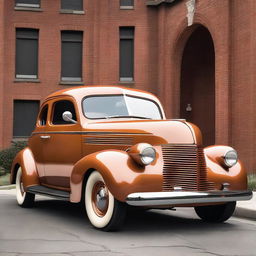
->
[[85, 119, 196, 144]]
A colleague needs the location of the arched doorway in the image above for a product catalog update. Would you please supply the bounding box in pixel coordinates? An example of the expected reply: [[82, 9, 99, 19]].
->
[[180, 26, 215, 146]]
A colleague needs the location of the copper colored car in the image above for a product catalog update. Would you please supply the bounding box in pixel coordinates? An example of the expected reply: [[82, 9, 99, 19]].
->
[[10, 86, 252, 231]]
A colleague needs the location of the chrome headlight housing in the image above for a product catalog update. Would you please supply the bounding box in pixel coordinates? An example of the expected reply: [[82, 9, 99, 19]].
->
[[224, 150, 238, 168], [140, 144, 156, 165], [128, 143, 156, 166]]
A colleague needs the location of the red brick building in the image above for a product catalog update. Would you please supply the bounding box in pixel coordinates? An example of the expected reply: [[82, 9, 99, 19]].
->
[[0, 0, 255, 174]]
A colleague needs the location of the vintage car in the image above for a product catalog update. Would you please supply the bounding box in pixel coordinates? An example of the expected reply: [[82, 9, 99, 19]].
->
[[11, 86, 252, 231]]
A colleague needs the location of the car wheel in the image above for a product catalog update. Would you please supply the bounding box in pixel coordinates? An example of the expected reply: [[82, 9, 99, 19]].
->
[[85, 171, 126, 231], [194, 202, 236, 223], [16, 167, 35, 208]]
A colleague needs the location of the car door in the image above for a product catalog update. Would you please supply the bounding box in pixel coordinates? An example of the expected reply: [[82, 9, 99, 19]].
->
[[42, 97, 82, 190], [29, 103, 49, 181]]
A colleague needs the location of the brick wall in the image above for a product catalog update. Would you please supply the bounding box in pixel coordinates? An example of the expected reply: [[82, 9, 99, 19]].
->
[[0, 0, 255, 173]]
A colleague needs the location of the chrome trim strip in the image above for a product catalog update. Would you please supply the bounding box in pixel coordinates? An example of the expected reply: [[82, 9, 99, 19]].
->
[[126, 190, 253, 206], [32, 131, 150, 135], [85, 137, 133, 145]]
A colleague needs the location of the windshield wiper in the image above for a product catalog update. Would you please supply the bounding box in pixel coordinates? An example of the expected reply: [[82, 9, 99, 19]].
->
[[104, 115, 152, 120]]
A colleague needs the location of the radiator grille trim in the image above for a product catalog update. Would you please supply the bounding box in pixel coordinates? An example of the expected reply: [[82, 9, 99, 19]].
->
[[84, 136, 133, 145], [162, 144, 215, 191]]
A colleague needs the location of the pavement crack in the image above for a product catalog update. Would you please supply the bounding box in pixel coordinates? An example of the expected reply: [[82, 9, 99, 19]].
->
[[54, 228, 110, 251]]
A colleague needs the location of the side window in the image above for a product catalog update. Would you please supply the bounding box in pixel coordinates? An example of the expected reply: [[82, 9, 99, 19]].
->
[[52, 100, 77, 125], [39, 105, 48, 126]]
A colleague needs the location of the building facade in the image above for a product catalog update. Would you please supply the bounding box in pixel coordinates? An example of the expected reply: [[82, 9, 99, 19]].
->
[[0, 0, 255, 174]]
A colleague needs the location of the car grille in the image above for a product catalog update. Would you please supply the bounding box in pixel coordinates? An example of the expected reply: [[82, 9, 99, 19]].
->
[[162, 144, 215, 191]]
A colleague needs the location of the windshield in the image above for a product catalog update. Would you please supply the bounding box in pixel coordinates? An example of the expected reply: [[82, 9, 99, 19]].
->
[[83, 95, 163, 120]]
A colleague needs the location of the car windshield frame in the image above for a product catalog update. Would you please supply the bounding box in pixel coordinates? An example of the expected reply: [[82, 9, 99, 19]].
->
[[82, 94, 164, 120]]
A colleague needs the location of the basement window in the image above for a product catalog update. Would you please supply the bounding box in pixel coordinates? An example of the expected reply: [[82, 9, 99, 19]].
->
[[13, 100, 40, 137]]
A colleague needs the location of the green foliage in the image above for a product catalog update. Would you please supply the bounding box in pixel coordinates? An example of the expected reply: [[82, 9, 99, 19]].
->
[[0, 141, 27, 175], [248, 174, 256, 191], [0, 174, 11, 186]]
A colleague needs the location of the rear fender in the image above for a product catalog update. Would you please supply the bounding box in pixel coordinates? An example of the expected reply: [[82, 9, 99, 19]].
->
[[70, 149, 163, 203], [10, 147, 40, 190]]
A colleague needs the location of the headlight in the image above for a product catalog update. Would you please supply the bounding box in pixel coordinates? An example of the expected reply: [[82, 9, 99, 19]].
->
[[128, 143, 156, 166], [224, 150, 238, 168], [140, 145, 156, 165]]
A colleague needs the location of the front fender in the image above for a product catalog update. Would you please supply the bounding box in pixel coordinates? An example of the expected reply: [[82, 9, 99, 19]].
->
[[204, 145, 248, 190], [10, 147, 40, 190], [70, 148, 163, 203]]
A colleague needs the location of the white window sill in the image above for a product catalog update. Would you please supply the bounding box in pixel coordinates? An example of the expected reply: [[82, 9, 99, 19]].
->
[[14, 6, 43, 12], [59, 81, 84, 85], [119, 80, 135, 85], [119, 77, 134, 82], [60, 9, 85, 15], [120, 6, 134, 10], [14, 78, 40, 83]]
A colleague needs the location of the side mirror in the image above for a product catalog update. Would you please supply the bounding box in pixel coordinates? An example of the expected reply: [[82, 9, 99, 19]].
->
[[62, 111, 77, 124]]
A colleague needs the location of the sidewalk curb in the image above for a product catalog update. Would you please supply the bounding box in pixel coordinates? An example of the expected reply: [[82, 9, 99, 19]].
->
[[0, 184, 15, 190], [234, 207, 256, 220]]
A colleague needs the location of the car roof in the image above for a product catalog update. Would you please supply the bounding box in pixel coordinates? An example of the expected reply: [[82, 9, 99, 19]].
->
[[46, 85, 158, 102]]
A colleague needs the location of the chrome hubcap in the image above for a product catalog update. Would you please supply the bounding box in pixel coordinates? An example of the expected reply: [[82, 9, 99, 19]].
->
[[92, 181, 109, 217], [96, 188, 108, 212]]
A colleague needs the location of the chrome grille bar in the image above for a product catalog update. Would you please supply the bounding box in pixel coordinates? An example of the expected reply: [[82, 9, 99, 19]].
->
[[162, 144, 215, 191]]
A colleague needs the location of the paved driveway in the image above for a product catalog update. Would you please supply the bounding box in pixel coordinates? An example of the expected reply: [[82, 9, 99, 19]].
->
[[0, 190, 255, 256]]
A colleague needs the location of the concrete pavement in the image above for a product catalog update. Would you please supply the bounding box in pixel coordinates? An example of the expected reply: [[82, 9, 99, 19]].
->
[[0, 189, 256, 256]]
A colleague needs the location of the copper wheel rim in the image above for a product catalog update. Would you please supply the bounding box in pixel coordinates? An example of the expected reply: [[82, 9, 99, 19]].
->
[[91, 181, 109, 217]]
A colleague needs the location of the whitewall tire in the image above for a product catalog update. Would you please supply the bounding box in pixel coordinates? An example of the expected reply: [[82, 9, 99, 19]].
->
[[16, 167, 35, 208], [85, 171, 126, 231]]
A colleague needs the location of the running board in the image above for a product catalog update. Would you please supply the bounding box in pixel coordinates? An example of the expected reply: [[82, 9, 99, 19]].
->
[[27, 185, 70, 201]]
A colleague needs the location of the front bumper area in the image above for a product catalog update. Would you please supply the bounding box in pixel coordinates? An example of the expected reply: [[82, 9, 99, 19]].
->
[[126, 190, 253, 206]]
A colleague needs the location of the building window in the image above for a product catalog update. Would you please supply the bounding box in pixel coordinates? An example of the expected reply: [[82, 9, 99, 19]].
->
[[13, 100, 40, 137], [120, 0, 134, 9], [15, 0, 40, 8], [16, 28, 39, 79], [61, 0, 83, 11], [61, 31, 83, 82], [119, 27, 134, 82]]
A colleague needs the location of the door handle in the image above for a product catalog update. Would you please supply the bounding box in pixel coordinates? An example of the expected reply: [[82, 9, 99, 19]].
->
[[40, 135, 51, 139]]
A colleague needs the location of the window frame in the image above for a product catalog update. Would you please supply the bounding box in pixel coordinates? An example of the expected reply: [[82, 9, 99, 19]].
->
[[81, 94, 163, 120], [119, 27, 135, 82], [60, 0, 84, 12], [120, 0, 134, 10], [61, 30, 83, 83], [13, 100, 40, 138], [15, 0, 40, 8], [15, 28, 39, 80], [51, 99, 79, 126], [38, 104, 49, 127]]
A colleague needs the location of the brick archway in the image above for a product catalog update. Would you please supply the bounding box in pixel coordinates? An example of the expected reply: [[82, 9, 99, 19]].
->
[[180, 26, 215, 146], [166, 17, 231, 146]]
